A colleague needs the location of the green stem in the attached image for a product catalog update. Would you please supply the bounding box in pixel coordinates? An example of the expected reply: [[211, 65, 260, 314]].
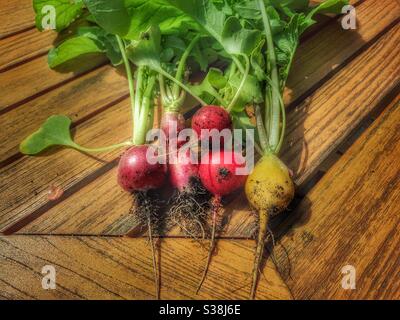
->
[[156, 67, 207, 107], [116, 35, 135, 144], [258, 0, 281, 152], [226, 55, 250, 113], [72, 141, 133, 153], [133, 67, 145, 141], [232, 55, 245, 74], [255, 105, 269, 152], [134, 67, 145, 130], [227, 62, 237, 81], [265, 76, 286, 154], [134, 75, 157, 146], [173, 35, 201, 99], [158, 74, 169, 106], [281, 42, 297, 91], [211, 90, 228, 107]]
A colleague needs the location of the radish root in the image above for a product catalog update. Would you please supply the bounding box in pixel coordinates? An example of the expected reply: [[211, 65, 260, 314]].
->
[[130, 191, 164, 300], [147, 217, 160, 300], [167, 178, 211, 240], [250, 210, 270, 299], [196, 195, 222, 294]]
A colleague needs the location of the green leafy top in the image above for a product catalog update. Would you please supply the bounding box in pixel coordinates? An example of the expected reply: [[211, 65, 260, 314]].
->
[[24, 0, 348, 156], [84, 0, 198, 39], [33, 0, 84, 32]]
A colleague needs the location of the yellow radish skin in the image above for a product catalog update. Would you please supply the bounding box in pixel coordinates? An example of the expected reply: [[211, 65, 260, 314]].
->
[[245, 153, 295, 299], [245, 153, 294, 215]]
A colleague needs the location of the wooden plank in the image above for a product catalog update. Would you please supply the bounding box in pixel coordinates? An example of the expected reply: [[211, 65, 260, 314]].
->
[[0, 99, 132, 232], [0, 0, 34, 38], [0, 236, 291, 300], [222, 21, 400, 238], [16, 0, 400, 236], [0, 65, 129, 164], [276, 95, 400, 300], [0, 28, 56, 72], [284, 0, 400, 105], [0, 54, 107, 112]]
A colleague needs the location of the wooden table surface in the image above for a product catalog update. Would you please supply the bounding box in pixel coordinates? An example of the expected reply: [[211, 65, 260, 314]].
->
[[0, 0, 399, 300]]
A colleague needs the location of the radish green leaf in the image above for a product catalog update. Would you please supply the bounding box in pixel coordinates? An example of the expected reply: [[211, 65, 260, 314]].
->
[[33, 0, 85, 31], [20, 115, 76, 155]]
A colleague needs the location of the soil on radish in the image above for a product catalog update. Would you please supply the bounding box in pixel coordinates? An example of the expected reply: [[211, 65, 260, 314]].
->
[[130, 190, 166, 236], [167, 177, 211, 239], [246, 179, 294, 217]]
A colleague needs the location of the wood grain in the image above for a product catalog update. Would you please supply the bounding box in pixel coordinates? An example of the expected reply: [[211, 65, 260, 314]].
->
[[222, 21, 400, 238], [0, 65, 129, 164], [0, 236, 291, 300], [0, 28, 56, 72], [14, 0, 400, 236], [0, 99, 132, 232], [0, 0, 34, 38], [0, 54, 106, 112], [275, 95, 400, 300], [284, 0, 400, 105]]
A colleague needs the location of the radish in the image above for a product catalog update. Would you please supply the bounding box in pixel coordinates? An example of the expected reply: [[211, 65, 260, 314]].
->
[[160, 111, 186, 147], [192, 105, 232, 141], [245, 153, 294, 298], [196, 150, 248, 292], [168, 147, 211, 238], [117, 33, 165, 299], [243, 1, 296, 299], [158, 34, 206, 147], [26, 0, 346, 301], [118, 145, 167, 192]]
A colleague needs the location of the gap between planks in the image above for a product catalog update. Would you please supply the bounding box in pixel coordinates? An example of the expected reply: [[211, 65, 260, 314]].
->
[[274, 93, 400, 299], [1, 0, 398, 235]]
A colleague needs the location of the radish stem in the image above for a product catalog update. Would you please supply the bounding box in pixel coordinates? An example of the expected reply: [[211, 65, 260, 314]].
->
[[173, 35, 201, 99], [258, 0, 281, 152], [72, 141, 133, 153], [134, 74, 157, 145], [227, 55, 250, 112], [156, 67, 207, 107], [116, 35, 136, 143], [255, 105, 269, 152]]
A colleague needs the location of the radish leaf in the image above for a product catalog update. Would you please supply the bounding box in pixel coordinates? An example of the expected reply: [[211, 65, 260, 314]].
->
[[48, 26, 122, 68], [48, 36, 103, 68], [126, 26, 162, 69], [20, 115, 76, 155], [84, 0, 197, 39], [165, 0, 260, 56], [33, 0, 85, 31]]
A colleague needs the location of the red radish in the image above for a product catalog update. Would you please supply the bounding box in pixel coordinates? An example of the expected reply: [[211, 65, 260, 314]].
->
[[199, 150, 247, 197], [169, 147, 199, 191], [167, 147, 211, 238], [160, 111, 186, 147], [118, 145, 167, 192], [196, 150, 248, 292], [117, 145, 167, 300], [192, 105, 232, 141]]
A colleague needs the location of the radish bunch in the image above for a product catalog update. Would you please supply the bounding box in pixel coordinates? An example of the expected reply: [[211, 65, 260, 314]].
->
[[25, 0, 349, 300]]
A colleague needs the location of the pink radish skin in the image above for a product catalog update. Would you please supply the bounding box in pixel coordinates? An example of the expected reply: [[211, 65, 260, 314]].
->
[[199, 150, 247, 197], [196, 150, 248, 293], [161, 111, 186, 147], [192, 105, 232, 141], [118, 145, 167, 192], [169, 148, 199, 192]]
